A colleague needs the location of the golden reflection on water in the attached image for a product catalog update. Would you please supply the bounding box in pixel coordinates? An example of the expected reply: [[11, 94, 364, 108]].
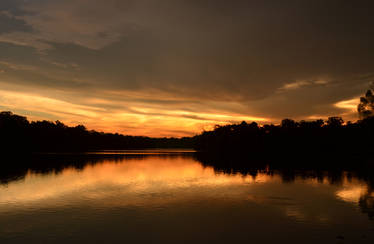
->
[[0, 156, 277, 209], [336, 184, 369, 203], [0, 155, 370, 212], [1, 154, 374, 243]]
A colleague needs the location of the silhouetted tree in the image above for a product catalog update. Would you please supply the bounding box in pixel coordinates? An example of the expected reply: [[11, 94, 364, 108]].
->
[[326, 117, 344, 128], [299, 119, 324, 129], [358, 84, 374, 119], [281, 119, 298, 129]]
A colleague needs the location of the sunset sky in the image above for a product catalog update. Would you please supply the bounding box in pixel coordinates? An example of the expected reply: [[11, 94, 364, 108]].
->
[[0, 0, 373, 137]]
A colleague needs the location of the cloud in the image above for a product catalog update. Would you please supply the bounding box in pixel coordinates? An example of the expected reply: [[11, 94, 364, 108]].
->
[[0, 87, 269, 137], [334, 97, 360, 121], [0, 0, 140, 50], [279, 80, 329, 91], [0, 10, 12, 18], [0, 9, 32, 34], [0, 0, 374, 135], [0, 60, 36, 71]]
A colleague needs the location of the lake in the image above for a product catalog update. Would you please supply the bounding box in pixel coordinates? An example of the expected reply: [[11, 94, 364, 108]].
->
[[0, 150, 373, 243]]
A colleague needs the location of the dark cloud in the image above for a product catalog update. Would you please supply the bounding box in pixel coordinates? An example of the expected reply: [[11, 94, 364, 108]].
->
[[0, 12, 32, 34], [0, 0, 28, 15]]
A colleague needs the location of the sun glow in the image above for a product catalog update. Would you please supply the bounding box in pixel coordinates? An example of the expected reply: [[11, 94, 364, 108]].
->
[[0, 88, 268, 137], [335, 97, 360, 112]]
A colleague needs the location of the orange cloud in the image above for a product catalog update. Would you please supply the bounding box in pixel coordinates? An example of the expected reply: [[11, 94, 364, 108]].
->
[[0, 88, 268, 137]]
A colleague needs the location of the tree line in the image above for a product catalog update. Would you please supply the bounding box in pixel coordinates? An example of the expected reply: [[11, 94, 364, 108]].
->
[[193, 116, 374, 156], [1, 86, 374, 154], [0, 111, 193, 153], [194, 86, 374, 157]]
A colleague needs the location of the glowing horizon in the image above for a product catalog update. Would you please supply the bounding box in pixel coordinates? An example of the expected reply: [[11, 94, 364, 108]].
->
[[0, 88, 363, 137], [0, 89, 271, 137]]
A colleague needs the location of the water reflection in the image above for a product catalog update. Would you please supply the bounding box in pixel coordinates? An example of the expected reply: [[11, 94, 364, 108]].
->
[[0, 154, 276, 209], [0, 152, 374, 243]]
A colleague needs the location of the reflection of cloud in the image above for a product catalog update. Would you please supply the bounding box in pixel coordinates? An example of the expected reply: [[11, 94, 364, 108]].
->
[[285, 206, 306, 222], [336, 185, 368, 203], [0, 156, 371, 231], [0, 157, 263, 207]]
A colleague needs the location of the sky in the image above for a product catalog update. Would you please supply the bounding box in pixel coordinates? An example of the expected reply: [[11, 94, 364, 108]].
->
[[0, 0, 373, 137]]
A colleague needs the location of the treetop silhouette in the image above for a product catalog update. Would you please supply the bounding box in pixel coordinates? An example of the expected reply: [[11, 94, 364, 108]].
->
[[358, 83, 374, 119]]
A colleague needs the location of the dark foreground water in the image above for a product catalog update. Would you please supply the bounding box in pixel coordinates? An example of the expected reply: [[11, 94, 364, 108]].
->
[[0, 150, 374, 243]]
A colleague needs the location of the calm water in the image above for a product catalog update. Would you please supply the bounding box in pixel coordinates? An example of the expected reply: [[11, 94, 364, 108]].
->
[[0, 151, 374, 243]]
